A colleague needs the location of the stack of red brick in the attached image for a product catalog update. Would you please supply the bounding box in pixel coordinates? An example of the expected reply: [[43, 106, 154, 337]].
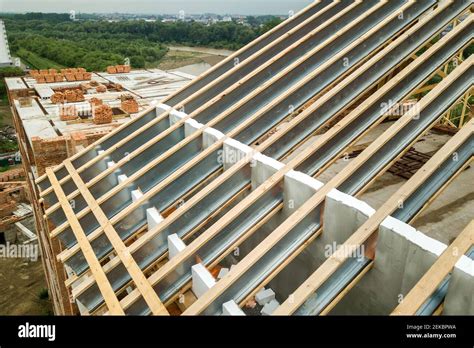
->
[[51, 89, 85, 104], [59, 105, 78, 121], [106, 65, 132, 74], [120, 94, 139, 114], [93, 104, 113, 124], [31, 130, 110, 175], [30, 68, 92, 84]]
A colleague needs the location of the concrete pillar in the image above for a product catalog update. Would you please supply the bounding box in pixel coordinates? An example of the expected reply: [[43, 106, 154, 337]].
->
[[400, 231, 446, 295], [131, 189, 143, 203], [267, 171, 324, 300], [167, 234, 186, 259], [203, 128, 225, 149], [191, 263, 216, 298], [117, 174, 128, 184], [251, 153, 284, 189], [156, 103, 172, 116], [282, 170, 323, 218], [169, 109, 187, 125], [321, 189, 375, 250], [146, 207, 163, 230], [222, 300, 246, 316], [222, 138, 253, 170], [184, 119, 204, 137]]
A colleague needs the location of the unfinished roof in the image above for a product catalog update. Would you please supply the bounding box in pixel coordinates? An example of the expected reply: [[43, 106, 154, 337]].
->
[[35, 0, 473, 316]]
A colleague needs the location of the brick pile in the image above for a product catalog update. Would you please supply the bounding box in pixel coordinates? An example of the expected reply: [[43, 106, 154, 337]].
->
[[59, 105, 78, 121], [0, 192, 16, 220], [120, 94, 139, 114], [95, 85, 107, 93], [31, 136, 70, 175], [89, 98, 103, 107], [51, 92, 65, 104], [106, 65, 132, 74], [31, 130, 111, 175], [61, 68, 91, 82], [50, 89, 85, 104], [0, 168, 25, 183], [30, 68, 91, 84], [93, 104, 113, 124]]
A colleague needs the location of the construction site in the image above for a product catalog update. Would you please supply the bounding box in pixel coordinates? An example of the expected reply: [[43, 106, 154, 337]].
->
[[3, 0, 474, 317]]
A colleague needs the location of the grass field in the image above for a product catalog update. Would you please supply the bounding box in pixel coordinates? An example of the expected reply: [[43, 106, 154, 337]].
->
[[16, 49, 64, 70]]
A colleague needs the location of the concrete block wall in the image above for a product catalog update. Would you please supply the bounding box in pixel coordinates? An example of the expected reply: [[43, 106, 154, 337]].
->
[[222, 138, 253, 170], [330, 217, 448, 315], [204, 128, 225, 150], [165, 124, 388, 306], [315, 189, 375, 265], [268, 187, 372, 301], [444, 255, 474, 315]]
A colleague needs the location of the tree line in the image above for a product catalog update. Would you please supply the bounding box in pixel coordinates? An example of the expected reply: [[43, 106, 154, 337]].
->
[[1, 13, 283, 71]]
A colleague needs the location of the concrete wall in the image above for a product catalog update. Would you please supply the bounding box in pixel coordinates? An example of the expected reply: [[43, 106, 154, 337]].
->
[[330, 217, 447, 315], [268, 186, 373, 301], [444, 255, 474, 315]]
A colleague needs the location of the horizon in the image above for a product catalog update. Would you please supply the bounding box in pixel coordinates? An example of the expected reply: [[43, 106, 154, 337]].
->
[[0, 0, 313, 16]]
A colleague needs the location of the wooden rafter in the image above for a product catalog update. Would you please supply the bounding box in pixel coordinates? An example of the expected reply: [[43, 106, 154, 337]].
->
[[392, 219, 474, 315], [46, 168, 124, 315], [63, 161, 169, 315]]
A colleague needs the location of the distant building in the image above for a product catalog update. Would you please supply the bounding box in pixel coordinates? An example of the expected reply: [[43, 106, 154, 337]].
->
[[0, 20, 13, 67]]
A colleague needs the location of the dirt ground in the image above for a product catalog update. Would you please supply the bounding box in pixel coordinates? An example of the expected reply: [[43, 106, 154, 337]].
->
[[0, 252, 53, 315], [155, 49, 225, 70], [0, 105, 13, 126], [0, 192, 52, 315]]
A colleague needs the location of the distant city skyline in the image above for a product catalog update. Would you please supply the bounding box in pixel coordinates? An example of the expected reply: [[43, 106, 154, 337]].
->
[[0, 0, 314, 15]]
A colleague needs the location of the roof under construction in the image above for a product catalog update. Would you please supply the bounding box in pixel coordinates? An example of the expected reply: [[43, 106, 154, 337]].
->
[[30, 0, 473, 316]]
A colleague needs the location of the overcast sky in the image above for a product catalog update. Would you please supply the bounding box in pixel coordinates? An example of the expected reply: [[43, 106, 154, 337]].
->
[[0, 0, 314, 15]]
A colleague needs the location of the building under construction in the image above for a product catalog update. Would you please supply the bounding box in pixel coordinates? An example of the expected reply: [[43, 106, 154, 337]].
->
[[8, 0, 474, 316], [0, 20, 13, 67]]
